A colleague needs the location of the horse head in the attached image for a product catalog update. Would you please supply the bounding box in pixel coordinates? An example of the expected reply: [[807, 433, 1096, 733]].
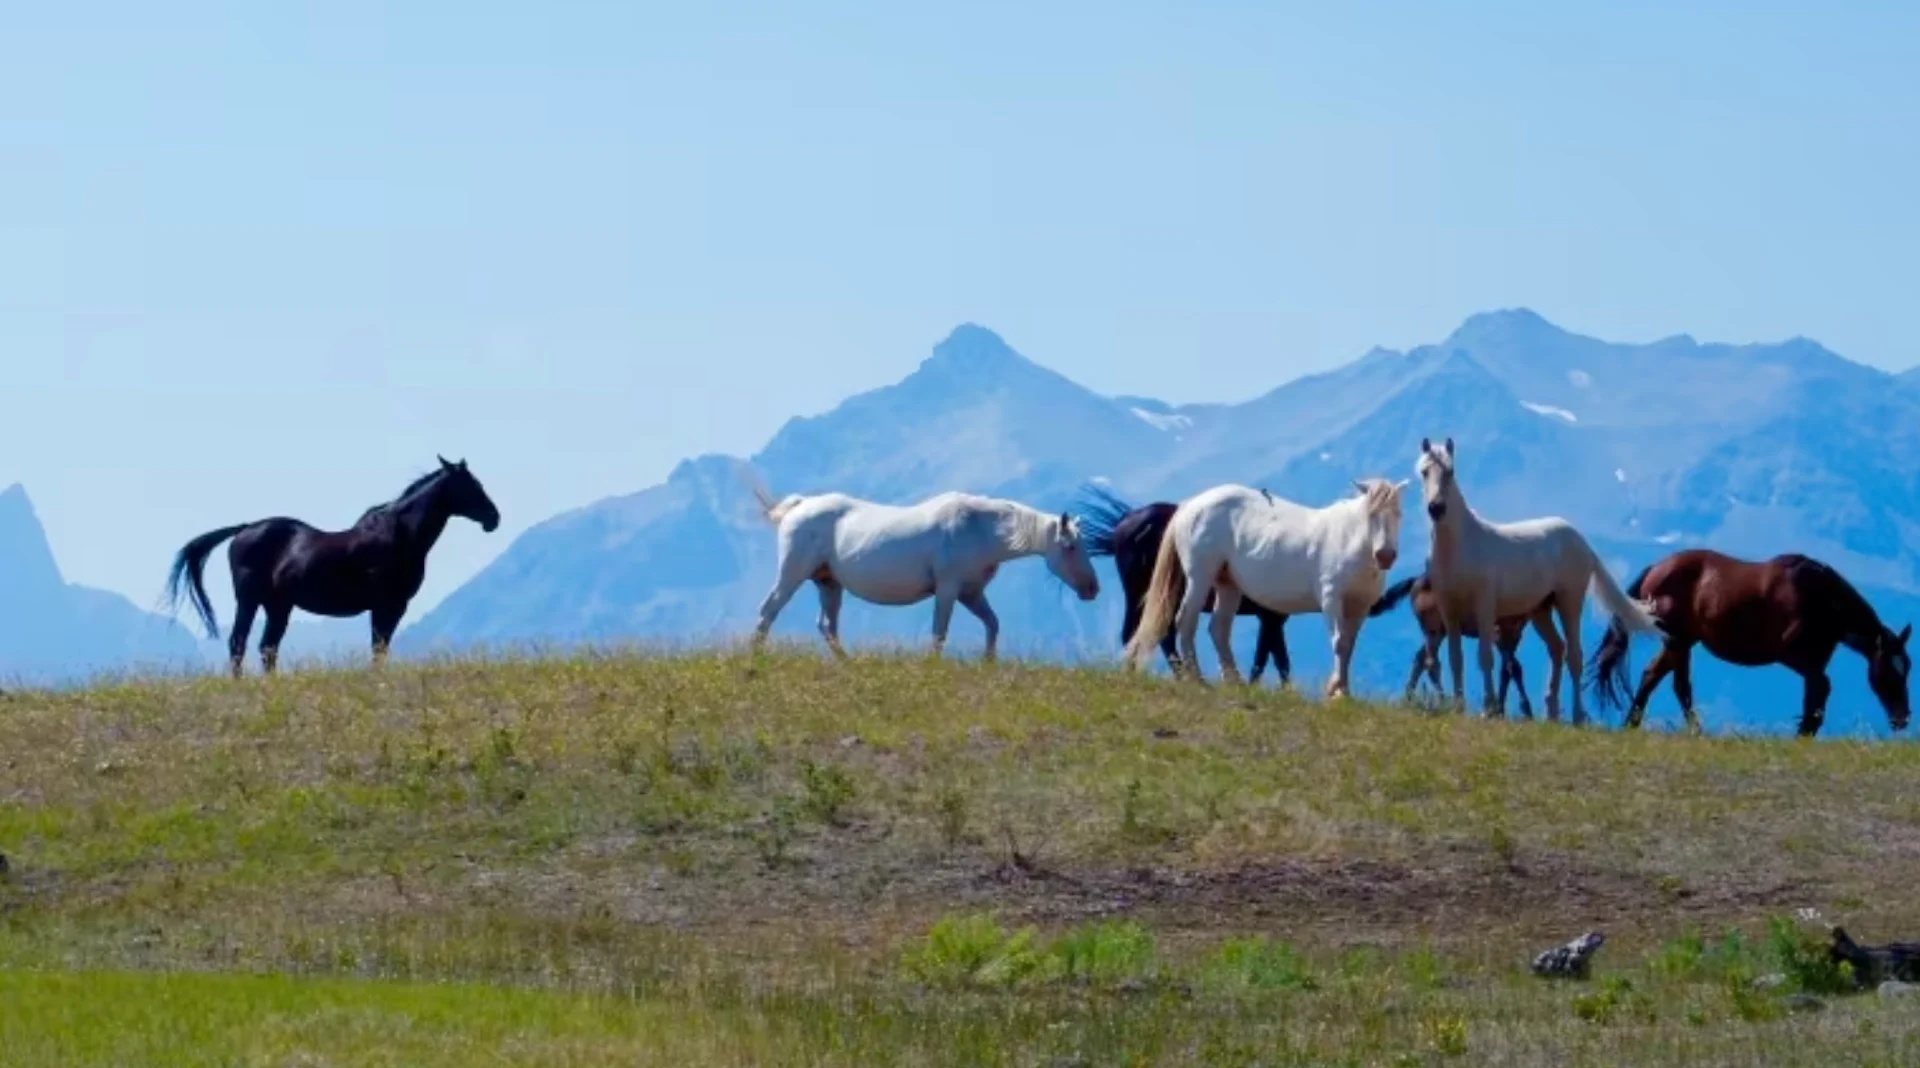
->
[[1047, 512, 1100, 602], [437, 456, 502, 533], [1869, 622, 1913, 730], [1416, 437, 1457, 522], [1353, 478, 1408, 571]]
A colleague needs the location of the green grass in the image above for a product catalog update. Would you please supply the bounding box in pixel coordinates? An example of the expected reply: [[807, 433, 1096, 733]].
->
[[3, 649, 1920, 1064]]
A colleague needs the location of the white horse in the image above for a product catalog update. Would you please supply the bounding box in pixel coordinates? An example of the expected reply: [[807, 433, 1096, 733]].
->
[[748, 483, 1099, 659], [1123, 480, 1407, 695], [1414, 437, 1663, 723]]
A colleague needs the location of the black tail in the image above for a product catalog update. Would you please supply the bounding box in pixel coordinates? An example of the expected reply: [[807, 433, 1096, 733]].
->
[[1369, 575, 1421, 618], [1070, 483, 1135, 558], [1588, 565, 1652, 711], [165, 524, 248, 640]]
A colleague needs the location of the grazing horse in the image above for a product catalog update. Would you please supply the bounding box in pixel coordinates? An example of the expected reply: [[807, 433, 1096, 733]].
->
[[1073, 484, 1291, 685], [1368, 572, 1545, 717], [1123, 479, 1406, 695], [166, 457, 501, 676], [1415, 437, 1661, 722], [1589, 549, 1911, 737], [747, 482, 1099, 659]]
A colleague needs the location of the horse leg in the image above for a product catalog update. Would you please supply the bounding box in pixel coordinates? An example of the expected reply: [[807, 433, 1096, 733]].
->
[[1529, 610, 1564, 723], [1404, 641, 1431, 703], [1796, 664, 1833, 738], [1328, 602, 1363, 700], [1623, 644, 1680, 730], [1475, 595, 1500, 718], [1173, 571, 1211, 683], [1556, 596, 1587, 726], [1444, 620, 1467, 711], [814, 578, 848, 659], [370, 602, 406, 668], [259, 603, 292, 676], [751, 565, 809, 652], [228, 597, 259, 679], [959, 589, 999, 662], [1248, 616, 1269, 685], [1501, 638, 1532, 720], [1270, 614, 1292, 687], [928, 583, 959, 658], [1209, 583, 1244, 685], [1671, 642, 1699, 735]]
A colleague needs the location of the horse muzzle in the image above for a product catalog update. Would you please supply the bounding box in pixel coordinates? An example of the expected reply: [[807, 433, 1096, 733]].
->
[[1375, 548, 1398, 571], [1077, 581, 1099, 602], [1426, 502, 1446, 521]]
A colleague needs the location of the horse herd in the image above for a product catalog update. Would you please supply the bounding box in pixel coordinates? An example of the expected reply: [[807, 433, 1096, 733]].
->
[[164, 442, 1914, 738]]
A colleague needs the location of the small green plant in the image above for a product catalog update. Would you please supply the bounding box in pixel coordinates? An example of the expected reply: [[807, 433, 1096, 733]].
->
[[752, 797, 800, 868], [1487, 823, 1518, 870], [1726, 974, 1785, 1023], [1118, 778, 1175, 848], [1049, 920, 1155, 986], [1766, 915, 1853, 994], [900, 914, 1044, 988], [934, 786, 970, 851], [1573, 975, 1655, 1025], [799, 760, 856, 826], [1422, 1013, 1468, 1058], [1402, 945, 1447, 990], [1200, 936, 1318, 993]]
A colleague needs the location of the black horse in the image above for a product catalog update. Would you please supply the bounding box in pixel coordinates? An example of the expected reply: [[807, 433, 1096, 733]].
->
[[1073, 484, 1291, 684], [166, 456, 500, 676]]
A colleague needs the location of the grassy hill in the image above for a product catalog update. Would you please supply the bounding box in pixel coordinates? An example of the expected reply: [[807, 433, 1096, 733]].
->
[[3, 651, 1919, 1065]]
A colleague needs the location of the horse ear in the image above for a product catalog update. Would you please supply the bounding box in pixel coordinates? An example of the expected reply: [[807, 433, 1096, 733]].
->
[[1059, 511, 1073, 535], [1420, 437, 1431, 453], [1900, 623, 1912, 646], [1443, 437, 1455, 457], [438, 454, 453, 469], [458, 458, 469, 470], [1352, 479, 1368, 496], [1392, 478, 1409, 495]]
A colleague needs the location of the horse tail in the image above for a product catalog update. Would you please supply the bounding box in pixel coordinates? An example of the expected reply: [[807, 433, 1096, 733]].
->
[[1123, 524, 1185, 669], [1586, 549, 1663, 637], [1588, 564, 1653, 711], [1070, 482, 1134, 558], [735, 463, 804, 526], [165, 524, 247, 640], [1369, 575, 1420, 618]]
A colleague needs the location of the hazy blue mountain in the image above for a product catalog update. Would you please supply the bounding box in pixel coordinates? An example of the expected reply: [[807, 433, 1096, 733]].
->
[[0, 484, 203, 684]]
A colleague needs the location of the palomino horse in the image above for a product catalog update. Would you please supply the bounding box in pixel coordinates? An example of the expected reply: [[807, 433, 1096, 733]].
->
[[1589, 549, 1911, 737], [166, 457, 501, 676], [1415, 437, 1662, 722], [1368, 572, 1547, 717], [1123, 480, 1406, 695], [747, 483, 1099, 659], [1073, 484, 1291, 685]]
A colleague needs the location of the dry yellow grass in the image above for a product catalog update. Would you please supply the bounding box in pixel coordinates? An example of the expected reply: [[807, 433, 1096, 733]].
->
[[2, 649, 1918, 1065]]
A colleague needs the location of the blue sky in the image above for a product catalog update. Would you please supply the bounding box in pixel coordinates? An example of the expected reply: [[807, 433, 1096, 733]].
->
[[3, 0, 1916, 616]]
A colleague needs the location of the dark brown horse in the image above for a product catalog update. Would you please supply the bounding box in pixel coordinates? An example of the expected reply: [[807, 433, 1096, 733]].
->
[[1369, 573, 1541, 717], [1589, 549, 1911, 736], [1074, 485, 1290, 684], [166, 457, 500, 676]]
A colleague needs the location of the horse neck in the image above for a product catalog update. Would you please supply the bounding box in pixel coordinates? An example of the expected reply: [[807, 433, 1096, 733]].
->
[[388, 479, 454, 556], [990, 502, 1054, 561], [1829, 577, 1887, 655], [1427, 483, 1485, 558]]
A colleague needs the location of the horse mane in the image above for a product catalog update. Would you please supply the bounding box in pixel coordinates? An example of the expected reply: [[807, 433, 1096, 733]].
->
[[1070, 483, 1134, 558], [358, 468, 446, 525], [1354, 478, 1403, 515], [1789, 555, 1887, 651]]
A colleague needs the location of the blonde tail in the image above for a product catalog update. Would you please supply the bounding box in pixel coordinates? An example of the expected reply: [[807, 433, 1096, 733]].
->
[[734, 463, 803, 526], [1123, 529, 1187, 670], [1586, 543, 1664, 637]]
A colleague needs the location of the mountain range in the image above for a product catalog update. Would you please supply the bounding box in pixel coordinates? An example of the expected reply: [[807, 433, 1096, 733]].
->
[[8, 310, 1920, 736]]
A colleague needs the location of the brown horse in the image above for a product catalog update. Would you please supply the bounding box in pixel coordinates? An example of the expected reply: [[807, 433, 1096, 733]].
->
[[1370, 574, 1549, 718], [1589, 549, 1911, 737]]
